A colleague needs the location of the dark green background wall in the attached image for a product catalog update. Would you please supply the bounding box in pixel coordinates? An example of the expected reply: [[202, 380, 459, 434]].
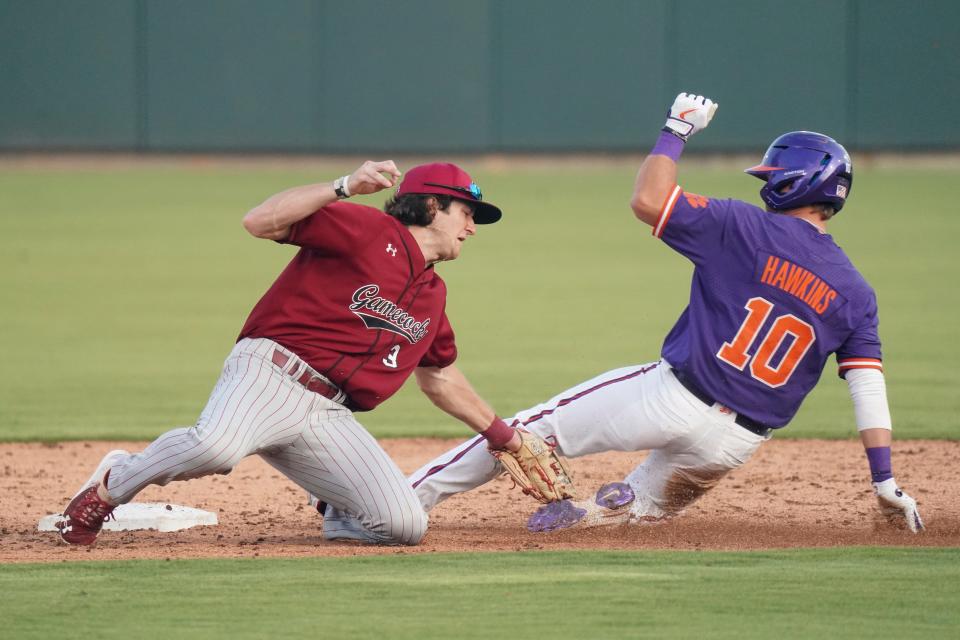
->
[[1, 0, 956, 152]]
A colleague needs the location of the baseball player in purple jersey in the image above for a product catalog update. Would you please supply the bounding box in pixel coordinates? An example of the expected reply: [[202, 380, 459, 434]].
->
[[410, 93, 924, 534], [57, 160, 526, 546]]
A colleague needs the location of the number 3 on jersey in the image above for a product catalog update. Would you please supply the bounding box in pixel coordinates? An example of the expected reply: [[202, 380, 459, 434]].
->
[[717, 297, 815, 388], [382, 345, 401, 369]]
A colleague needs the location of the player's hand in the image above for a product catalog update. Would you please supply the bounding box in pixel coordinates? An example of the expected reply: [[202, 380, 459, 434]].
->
[[491, 429, 577, 504], [663, 93, 718, 142], [347, 160, 402, 196], [873, 478, 924, 533]]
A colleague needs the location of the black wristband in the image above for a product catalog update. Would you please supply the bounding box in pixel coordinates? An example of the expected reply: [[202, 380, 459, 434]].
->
[[661, 126, 688, 142], [334, 176, 349, 199]]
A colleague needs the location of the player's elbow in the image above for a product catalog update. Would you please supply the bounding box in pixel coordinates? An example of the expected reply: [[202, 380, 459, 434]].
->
[[417, 380, 446, 408], [415, 368, 447, 406], [242, 208, 261, 236], [630, 192, 660, 226], [242, 206, 281, 240]]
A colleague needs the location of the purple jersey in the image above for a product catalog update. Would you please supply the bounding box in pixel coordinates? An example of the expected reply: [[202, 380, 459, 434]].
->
[[653, 186, 884, 428]]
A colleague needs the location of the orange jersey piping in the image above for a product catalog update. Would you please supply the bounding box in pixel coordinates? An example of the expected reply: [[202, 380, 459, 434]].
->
[[837, 358, 884, 374], [653, 185, 682, 238]]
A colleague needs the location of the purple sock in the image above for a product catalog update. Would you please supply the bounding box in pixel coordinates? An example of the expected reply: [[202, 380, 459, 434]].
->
[[866, 446, 893, 483], [651, 130, 685, 162]]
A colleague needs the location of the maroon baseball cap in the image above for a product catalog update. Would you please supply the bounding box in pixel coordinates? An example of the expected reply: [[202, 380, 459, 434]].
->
[[395, 162, 502, 224]]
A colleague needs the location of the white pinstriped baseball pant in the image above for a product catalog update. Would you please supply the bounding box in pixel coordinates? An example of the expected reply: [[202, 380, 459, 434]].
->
[[103, 338, 427, 545], [410, 360, 768, 521]]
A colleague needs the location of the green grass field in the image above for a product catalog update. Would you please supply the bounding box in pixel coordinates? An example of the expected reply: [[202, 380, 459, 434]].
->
[[1, 163, 958, 441], [2, 161, 958, 639], [2, 549, 958, 640]]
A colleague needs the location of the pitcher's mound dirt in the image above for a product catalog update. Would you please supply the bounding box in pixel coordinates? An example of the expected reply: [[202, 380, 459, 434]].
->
[[2, 439, 957, 563]]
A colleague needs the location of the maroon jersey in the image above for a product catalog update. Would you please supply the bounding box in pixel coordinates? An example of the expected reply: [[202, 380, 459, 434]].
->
[[238, 202, 457, 411]]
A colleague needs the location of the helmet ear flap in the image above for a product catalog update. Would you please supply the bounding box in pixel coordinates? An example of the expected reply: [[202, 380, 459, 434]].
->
[[758, 176, 799, 211]]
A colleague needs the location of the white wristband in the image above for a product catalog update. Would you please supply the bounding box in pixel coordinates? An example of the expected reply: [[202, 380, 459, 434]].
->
[[334, 175, 352, 199]]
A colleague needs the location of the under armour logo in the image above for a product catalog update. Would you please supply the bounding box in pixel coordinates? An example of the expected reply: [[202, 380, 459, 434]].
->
[[386, 244, 397, 257]]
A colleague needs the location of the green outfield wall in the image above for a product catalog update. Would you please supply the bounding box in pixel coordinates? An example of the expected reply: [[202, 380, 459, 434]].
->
[[1, 0, 956, 152]]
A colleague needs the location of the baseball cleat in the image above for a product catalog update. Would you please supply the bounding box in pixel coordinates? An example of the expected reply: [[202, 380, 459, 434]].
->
[[594, 481, 635, 510], [56, 449, 127, 545], [527, 482, 635, 533], [57, 484, 117, 545]]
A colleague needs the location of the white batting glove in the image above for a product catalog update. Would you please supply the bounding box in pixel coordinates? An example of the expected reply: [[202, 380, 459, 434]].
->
[[663, 93, 718, 142], [873, 478, 924, 533]]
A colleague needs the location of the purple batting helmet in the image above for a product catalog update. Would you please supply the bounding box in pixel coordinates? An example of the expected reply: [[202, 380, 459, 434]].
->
[[745, 131, 853, 212]]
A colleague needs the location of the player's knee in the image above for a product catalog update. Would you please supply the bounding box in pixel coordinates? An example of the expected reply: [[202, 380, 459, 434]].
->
[[381, 503, 428, 546], [661, 467, 726, 515], [410, 508, 429, 544]]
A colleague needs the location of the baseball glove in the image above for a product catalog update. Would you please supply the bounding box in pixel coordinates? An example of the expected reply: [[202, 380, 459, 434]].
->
[[491, 430, 576, 503]]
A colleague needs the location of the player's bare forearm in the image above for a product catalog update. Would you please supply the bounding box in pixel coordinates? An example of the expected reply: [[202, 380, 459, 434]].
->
[[243, 183, 340, 241], [859, 427, 892, 449], [630, 155, 678, 227], [415, 365, 496, 433], [631, 94, 718, 226], [243, 160, 402, 241], [415, 364, 523, 450]]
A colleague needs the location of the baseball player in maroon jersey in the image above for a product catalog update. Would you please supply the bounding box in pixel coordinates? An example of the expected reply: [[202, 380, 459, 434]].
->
[[410, 94, 925, 534], [57, 160, 524, 546]]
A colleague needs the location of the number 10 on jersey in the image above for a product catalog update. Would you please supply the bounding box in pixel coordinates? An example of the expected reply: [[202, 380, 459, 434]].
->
[[717, 297, 815, 388]]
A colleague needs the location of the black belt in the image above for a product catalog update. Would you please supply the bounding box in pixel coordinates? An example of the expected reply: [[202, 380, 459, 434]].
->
[[670, 368, 772, 437]]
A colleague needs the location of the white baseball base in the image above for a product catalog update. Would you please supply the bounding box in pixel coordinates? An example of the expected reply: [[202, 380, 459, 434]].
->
[[39, 503, 218, 533]]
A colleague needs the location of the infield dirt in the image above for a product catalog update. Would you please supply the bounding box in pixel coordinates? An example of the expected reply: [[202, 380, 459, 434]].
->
[[2, 439, 957, 563]]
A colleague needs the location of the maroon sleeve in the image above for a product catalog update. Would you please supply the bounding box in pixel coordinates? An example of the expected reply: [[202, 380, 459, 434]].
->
[[283, 202, 386, 253], [418, 311, 458, 368]]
